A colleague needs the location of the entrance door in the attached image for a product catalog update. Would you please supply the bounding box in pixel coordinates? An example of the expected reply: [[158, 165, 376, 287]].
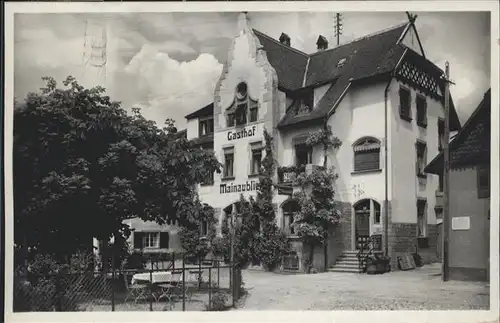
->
[[355, 211, 370, 249], [354, 199, 371, 250]]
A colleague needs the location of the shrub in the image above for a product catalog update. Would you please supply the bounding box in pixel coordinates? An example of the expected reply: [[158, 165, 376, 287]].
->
[[205, 291, 230, 311]]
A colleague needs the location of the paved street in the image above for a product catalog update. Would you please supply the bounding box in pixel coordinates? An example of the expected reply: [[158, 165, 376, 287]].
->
[[235, 263, 489, 310]]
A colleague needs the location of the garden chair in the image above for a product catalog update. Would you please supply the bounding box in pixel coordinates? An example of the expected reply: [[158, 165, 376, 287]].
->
[[169, 271, 194, 303], [123, 273, 149, 305]]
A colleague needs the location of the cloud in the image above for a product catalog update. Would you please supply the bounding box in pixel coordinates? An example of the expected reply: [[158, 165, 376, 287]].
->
[[121, 44, 223, 129], [14, 12, 490, 129]]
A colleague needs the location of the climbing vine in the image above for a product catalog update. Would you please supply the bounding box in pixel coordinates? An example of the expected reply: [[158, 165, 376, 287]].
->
[[292, 124, 343, 272]]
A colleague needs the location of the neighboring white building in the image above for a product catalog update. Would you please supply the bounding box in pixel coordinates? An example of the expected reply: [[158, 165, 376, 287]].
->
[[122, 13, 463, 272]]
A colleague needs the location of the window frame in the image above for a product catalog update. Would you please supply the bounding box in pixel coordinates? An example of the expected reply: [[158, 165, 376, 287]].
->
[[143, 232, 160, 249], [352, 137, 381, 173], [416, 94, 427, 128], [282, 200, 299, 237], [294, 143, 312, 167], [198, 116, 214, 137], [226, 82, 259, 127], [399, 86, 412, 122], [250, 143, 263, 176], [223, 147, 235, 179], [415, 140, 427, 179], [477, 165, 490, 199], [373, 201, 381, 224], [416, 199, 427, 238]]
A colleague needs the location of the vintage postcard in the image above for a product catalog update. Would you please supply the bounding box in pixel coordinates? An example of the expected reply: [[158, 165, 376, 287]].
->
[[3, 1, 499, 323]]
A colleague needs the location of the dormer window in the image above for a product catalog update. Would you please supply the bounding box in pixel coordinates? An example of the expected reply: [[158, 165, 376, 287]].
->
[[226, 82, 259, 127], [296, 92, 314, 116], [198, 116, 214, 137]]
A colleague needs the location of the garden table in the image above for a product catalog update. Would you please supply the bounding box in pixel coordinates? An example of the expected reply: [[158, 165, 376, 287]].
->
[[131, 271, 173, 284]]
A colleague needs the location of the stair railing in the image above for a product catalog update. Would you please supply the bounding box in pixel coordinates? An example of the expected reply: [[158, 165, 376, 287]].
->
[[356, 236, 376, 272]]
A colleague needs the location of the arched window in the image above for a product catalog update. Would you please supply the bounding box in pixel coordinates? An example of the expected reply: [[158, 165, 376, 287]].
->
[[226, 82, 259, 127], [353, 137, 381, 172]]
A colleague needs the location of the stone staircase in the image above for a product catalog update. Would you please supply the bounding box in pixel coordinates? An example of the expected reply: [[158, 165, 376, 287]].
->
[[328, 250, 363, 273], [328, 250, 383, 273]]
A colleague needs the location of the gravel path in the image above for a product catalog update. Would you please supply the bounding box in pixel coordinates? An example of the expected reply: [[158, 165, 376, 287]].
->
[[234, 264, 489, 310]]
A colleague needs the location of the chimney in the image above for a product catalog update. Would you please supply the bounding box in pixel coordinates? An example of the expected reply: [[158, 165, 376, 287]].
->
[[316, 35, 328, 51], [279, 32, 291, 46]]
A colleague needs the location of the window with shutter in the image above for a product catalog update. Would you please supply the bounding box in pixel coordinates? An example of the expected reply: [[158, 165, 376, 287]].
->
[[353, 137, 381, 172], [159, 232, 169, 249], [415, 141, 427, 178], [416, 95, 427, 127], [417, 199, 427, 237], [399, 87, 412, 121], [477, 165, 490, 198], [133, 232, 144, 249]]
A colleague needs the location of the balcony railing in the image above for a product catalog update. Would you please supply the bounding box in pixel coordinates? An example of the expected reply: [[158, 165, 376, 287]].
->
[[277, 164, 327, 185], [277, 165, 306, 185]]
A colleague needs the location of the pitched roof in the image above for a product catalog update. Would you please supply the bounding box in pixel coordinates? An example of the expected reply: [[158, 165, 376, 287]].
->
[[185, 102, 214, 120], [275, 23, 408, 128], [186, 22, 461, 131], [425, 89, 491, 174], [253, 30, 309, 91]]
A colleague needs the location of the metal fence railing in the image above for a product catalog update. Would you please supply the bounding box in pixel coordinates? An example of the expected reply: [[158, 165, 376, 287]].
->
[[14, 255, 240, 312]]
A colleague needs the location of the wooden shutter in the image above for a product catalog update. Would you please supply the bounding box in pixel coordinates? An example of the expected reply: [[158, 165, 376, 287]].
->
[[354, 150, 380, 171], [133, 232, 144, 249], [159, 232, 169, 249]]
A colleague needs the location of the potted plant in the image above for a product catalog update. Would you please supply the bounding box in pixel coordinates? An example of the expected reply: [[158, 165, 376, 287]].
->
[[365, 254, 378, 274]]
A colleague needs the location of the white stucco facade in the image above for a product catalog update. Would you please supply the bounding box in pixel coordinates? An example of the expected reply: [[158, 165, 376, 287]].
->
[[120, 14, 452, 268]]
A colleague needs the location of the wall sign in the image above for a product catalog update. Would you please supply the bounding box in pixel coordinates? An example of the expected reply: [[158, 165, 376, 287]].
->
[[227, 125, 257, 141], [452, 216, 470, 231], [220, 180, 259, 194]]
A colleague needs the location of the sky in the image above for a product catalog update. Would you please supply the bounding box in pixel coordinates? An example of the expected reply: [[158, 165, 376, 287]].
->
[[14, 11, 491, 130]]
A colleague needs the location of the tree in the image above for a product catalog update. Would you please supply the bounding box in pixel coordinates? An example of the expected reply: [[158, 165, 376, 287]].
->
[[293, 124, 342, 272], [14, 76, 221, 261], [253, 129, 289, 270], [179, 197, 218, 262]]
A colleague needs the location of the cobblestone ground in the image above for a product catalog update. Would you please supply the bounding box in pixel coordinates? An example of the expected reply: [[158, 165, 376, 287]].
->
[[235, 263, 489, 310]]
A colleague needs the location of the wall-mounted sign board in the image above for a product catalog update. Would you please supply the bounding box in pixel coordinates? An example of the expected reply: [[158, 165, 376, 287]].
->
[[452, 216, 470, 231]]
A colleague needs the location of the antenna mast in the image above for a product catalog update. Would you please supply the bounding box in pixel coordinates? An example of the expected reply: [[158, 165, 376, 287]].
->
[[334, 13, 343, 46]]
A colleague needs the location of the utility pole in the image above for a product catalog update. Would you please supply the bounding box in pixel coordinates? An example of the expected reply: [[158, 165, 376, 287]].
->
[[441, 61, 454, 282], [334, 13, 343, 46]]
